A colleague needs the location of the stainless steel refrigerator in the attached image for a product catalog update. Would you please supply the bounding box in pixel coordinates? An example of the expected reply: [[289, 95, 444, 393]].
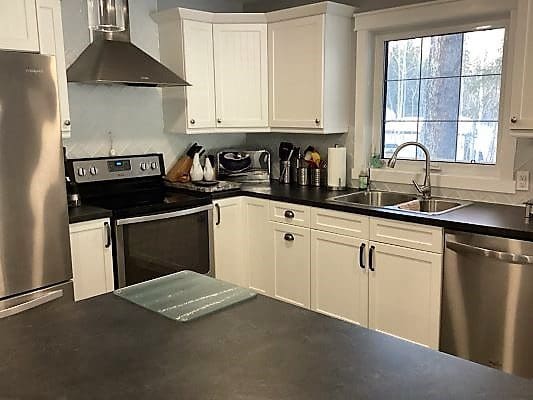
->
[[0, 51, 73, 319]]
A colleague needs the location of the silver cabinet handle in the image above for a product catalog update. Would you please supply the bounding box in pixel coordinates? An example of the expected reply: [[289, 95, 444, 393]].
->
[[0, 290, 63, 319], [190, 119, 196, 125], [64, 119, 71, 126], [104, 222, 112, 248], [217, 118, 222, 124], [284, 210, 295, 219], [511, 116, 518, 124], [315, 118, 320, 124], [446, 240, 533, 265]]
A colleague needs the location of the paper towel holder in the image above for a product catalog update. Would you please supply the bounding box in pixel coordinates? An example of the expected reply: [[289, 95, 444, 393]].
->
[[327, 145, 347, 191]]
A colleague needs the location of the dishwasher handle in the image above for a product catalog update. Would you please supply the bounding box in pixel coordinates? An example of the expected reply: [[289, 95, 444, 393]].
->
[[446, 240, 533, 265]]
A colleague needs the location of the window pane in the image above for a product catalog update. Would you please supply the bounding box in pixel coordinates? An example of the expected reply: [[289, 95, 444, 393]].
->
[[421, 33, 462, 78], [383, 121, 418, 158], [462, 29, 505, 75], [456, 122, 498, 164], [385, 80, 420, 121], [386, 38, 422, 80], [460, 75, 502, 121], [419, 122, 457, 161], [419, 77, 460, 121]]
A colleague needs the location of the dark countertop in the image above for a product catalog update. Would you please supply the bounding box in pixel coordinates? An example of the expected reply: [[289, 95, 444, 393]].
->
[[68, 205, 113, 224], [70, 181, 533, 241], [1, 293, 532, 399]]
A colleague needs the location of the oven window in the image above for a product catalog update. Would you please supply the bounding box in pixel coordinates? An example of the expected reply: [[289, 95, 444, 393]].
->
[[121, 211, 211, 286]]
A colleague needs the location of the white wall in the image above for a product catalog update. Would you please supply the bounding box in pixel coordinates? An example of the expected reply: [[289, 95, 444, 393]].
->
[[61, 0, 246, 169]]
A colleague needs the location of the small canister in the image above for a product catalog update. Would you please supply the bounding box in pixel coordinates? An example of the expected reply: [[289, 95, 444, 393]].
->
[[310, 168, 321, 187], [297, 167, 309, 186], [279, 161, 291, 184]]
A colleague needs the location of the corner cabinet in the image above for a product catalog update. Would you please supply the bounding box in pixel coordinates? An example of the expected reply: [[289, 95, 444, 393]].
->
[[509, 0, 533, 135], [37, 0, 71, 138], [0, 0, 40, 52], [153, 9, 269, 134], [69, 219, 114, 302], [267, 3, 354, 134]]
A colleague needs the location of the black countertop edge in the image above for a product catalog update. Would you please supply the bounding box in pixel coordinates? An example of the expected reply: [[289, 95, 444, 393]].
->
[[68, 205, 113, 224]]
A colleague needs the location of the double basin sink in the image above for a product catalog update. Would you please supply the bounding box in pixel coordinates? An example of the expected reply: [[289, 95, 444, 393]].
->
[[330, 191, 471, 215]]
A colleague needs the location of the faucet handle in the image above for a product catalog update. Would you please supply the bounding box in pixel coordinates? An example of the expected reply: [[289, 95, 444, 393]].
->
[[412, 179, 431, 198]]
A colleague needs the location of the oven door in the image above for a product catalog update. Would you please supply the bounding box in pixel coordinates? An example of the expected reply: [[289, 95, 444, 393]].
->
[[115, 205, 214, 288]]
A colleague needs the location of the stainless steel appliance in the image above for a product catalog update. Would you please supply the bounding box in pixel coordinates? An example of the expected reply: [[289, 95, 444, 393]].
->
[[216, 150, 270, 183], [0, 51, 73, 318], [67, 0, 189, 87], [441, 231, 533, 378], [67, 154, 214, 288]]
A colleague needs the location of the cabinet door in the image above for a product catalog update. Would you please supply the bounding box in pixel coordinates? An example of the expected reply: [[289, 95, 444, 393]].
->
[[311, 231, 368, 325], [509, 0, 533, 132], [38, 0, 71, 137], [368, 242, 442, 349], [182, 20, 216, 130], [269, 15, 324, 129], [69, 220, 114, 301], [244, 198, 274, 296], [213, 198, 246, 287], [0, 0, 39, 52], [213, 24, 268, 128], [271, 222, 311, 308]]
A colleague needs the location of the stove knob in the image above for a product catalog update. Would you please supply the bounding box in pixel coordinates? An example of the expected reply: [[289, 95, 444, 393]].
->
[[140, 162, 148, 171], [150, 162, 158, 170], [77, 167, 87, 177], [89, 166, 98, 176]]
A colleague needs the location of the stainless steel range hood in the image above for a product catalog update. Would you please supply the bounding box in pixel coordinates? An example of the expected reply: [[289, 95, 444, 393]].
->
[[67, 0, 189, 87]]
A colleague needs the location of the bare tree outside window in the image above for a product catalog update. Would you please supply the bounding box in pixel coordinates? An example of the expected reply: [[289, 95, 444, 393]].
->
[[382, 28, 505, 164]]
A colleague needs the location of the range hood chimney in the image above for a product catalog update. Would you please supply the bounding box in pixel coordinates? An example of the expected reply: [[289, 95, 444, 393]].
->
[[67, 0, 190, 87]]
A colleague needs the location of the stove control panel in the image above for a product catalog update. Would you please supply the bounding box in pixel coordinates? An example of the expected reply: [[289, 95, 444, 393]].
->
[[71, 155, 163, 183]]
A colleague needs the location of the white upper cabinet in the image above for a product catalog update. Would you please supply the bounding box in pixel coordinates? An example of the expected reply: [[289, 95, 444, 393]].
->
[[213, 24, 268, 128], [182, 20, 217, 130], [37, 0, 71, 138], [268, 15, 324, 130], [509, 0, 533, 134], [267, 3, 354, 134], [0, 0, 40, 52]]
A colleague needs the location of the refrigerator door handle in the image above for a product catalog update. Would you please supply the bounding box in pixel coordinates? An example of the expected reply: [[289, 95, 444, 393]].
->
[[446, 240, 533, 265], [0, 289, 63, 319]]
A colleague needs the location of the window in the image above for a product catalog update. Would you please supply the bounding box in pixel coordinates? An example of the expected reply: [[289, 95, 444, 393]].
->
[[382, 28, 505, 164]]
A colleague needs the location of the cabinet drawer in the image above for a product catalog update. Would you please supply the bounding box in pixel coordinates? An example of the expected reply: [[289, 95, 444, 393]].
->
[[311, 207, 369, 238], [270, 201, 310, 227], [370, 218, 443, 253]]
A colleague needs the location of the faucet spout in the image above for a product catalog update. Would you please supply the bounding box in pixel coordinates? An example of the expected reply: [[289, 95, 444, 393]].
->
[[387, 141, 432, 200]]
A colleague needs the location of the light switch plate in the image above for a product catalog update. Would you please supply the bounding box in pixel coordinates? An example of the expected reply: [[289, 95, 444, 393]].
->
[[516, 170, 529, 191]]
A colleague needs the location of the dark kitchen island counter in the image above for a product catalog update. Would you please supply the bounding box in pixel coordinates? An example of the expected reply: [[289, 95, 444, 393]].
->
[[1, 293, 532, 399]]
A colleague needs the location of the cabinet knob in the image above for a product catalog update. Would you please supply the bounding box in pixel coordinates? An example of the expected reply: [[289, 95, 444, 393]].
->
[[511, 116, 518, 124], [315, 118, 320, 125], [190, 119, 196, 125], [284, 233, 295, 242], [217, 118, 222, 124], [284, 210, 295, 219], [64, 119, 71, 126]]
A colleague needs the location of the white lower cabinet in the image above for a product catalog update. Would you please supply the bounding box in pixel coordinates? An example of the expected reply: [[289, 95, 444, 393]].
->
[[69, 219, 114, 301], [244, 198, 274, 296], [213, 197, 247, 287], [271, 222, 311, 308], [311, 230, 368, 325], [368, 242, 443, 349]]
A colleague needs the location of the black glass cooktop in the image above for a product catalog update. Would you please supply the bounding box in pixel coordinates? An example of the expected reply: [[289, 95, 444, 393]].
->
[[87, 190, 211, 219]]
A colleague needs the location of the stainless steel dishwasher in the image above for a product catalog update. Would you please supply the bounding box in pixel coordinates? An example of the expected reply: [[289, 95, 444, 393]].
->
[[440, 231, 533, 379]]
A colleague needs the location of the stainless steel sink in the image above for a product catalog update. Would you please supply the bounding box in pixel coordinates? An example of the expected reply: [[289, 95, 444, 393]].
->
[[330, 191, 418, 207], [394, 199, 471, 215]]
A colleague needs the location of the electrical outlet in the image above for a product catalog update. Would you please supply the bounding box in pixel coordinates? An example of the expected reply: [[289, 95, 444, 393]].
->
[[516, 171, 529, 191]]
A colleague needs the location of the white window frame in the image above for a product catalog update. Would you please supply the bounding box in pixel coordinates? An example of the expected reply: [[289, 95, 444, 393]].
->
[[353, 0, 522, 194]]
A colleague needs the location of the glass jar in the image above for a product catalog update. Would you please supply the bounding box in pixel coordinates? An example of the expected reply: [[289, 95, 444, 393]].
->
[[88, 0, 126, 33]]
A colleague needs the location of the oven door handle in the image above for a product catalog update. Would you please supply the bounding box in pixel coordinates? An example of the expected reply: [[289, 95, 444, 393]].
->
[[116, 205, 213, 226]]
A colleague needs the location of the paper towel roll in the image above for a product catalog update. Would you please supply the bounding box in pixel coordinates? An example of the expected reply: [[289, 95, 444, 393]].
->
[[327, 146, 347, 189]]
